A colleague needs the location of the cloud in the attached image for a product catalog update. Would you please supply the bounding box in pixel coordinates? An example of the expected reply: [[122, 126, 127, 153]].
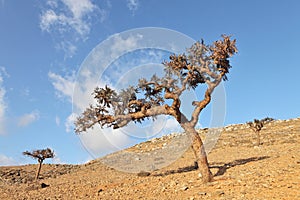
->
[[48, 71, 76, 102], [40, 0, 108, 57], [0, 154, 18, 166], [50, 150, 66, 164], [126, 0, 139, 14], [79, 127, 133, 158], [110, 33, 143, 58], [65, 113, 77, 132], [40, 0, 98, 37], [55, 41, 78, 58], [164, 118, 182, 133], [18, 111, 40, 127], [0, 67, 8, 135]]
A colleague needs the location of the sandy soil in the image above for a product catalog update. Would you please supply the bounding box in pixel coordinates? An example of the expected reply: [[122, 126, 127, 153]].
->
[[0, 118, 299, 199]]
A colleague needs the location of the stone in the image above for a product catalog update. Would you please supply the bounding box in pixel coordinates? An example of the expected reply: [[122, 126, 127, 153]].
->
[[215, 191, 225, 196], [181, 186, 189, 191], [97, 188, 103, 193], [137, 171, 151, 177], [41, 183, 49, 188]]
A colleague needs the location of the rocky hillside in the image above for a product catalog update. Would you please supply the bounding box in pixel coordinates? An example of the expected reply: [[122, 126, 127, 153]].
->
[[0, 118, 299, 199]]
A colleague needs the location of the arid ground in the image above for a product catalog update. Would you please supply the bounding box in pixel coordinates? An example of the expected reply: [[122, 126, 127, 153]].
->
[[1, 118, 299, 199]]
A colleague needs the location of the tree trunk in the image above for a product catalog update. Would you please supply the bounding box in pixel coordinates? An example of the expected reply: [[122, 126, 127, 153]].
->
[[256, 130, 261, 146], [35, 160, 43, 181], [184, 125, 213, 183]]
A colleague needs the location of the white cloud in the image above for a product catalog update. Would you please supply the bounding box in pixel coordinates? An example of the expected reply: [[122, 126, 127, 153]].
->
[[40, 0, 98, 38], [110, 33, 143, 58], [40, 0, 107, 57], [164, 118, 182, 133], [50, 150, 66, 164], [65, 113, 77, 132], [46, 0, 58, 8], [18, 111, 40, 127], [79, 127, 132, 157], [126, 0, 139, 14], [48, 69, 97, 132], [61, 0, 96, 19], [0, 67, 8, 135], [56, 41, 77, 58], [48, 71, 76, 102], [0, 154, 18, 166]]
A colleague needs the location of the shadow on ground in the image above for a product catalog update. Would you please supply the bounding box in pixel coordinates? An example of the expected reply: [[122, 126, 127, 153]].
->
[[152, 156, 270, 177], [210, 156, 270, 176]]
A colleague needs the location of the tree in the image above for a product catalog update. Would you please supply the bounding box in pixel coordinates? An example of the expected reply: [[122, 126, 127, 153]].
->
[[75, 35, 238, 183], [247, 117, 274, 146], [23, 148, 55, 181]]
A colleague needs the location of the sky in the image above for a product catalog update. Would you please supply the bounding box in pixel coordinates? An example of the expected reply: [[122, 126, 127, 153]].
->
[[0, 0, 299, 166]]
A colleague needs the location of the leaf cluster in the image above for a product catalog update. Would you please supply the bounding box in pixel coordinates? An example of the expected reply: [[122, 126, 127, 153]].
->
[[75, 35, 238, 133], [23, 148, 54, 163], [247, 117, 275, 132]]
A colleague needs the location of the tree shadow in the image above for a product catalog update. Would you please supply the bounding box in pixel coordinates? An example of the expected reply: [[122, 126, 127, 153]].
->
[[152, 156, 270, 177], [210, 156, 270, 176], [152, 162, 199, 177]]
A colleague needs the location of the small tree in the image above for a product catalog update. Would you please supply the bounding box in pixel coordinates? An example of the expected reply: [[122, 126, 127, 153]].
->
[[75, 35, 238, 183], [23, 148, 55, 181], [247, 117, 274, 146]]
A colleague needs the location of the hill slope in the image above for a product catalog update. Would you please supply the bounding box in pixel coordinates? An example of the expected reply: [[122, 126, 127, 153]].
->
[[1, 118, 299, 199]]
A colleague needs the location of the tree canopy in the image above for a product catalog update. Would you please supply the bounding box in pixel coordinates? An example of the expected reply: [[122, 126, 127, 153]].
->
[[75, 35, 237, 133]]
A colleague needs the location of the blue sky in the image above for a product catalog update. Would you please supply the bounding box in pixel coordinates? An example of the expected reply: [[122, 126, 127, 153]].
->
[[0, 0, 299, 166]]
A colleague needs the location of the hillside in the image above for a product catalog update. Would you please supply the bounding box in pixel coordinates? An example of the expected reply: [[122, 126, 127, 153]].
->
[[0, 118, 299, 199]]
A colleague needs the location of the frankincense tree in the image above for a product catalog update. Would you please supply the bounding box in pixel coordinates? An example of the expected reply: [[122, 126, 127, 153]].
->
[[75, 35, 238, 183], [23, 148, 55, 181], [247, 117, 274, 146]]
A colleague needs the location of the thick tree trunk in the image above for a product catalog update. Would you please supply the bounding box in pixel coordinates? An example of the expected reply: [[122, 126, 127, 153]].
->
[[35, 160, 43, 181], [184, 125, 213, 183]]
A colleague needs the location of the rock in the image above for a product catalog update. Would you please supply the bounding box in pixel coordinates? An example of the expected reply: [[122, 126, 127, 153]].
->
[[215, 190, 225, 196], [198, 173, 202, 178], [181, 186, 189, 191], [97, 188, 103, 193], [198, 192, 207, 195], [41, 182, 49, 188], [137, 171, 151, 177]]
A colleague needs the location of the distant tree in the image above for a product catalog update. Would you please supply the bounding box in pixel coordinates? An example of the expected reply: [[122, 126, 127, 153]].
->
[[247, 117, 274, 146], [75, 35, 238, 183], [23, 148, 55, 180]]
